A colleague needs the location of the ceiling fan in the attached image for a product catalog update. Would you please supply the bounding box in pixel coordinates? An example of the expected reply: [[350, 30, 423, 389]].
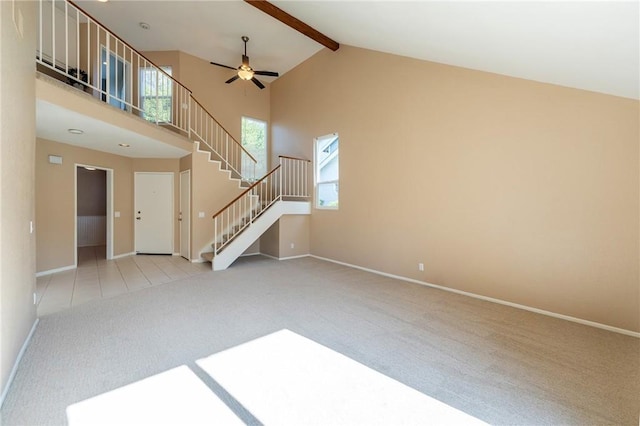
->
[[210, 36, 279, 90]]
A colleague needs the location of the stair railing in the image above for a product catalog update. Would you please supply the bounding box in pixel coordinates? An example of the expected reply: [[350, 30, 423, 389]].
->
[[211, 155, 312, 256], [212, 165, 282, 255], [35, 0, 257, 180], [190, 98, 257, 180], [279, 155, 311, 198]]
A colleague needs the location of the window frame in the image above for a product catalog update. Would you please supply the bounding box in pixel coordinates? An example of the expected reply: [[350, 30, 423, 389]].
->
[[139, 65, 173, 123], [314, 133, 339, 210], [241, 116, 268, 179]]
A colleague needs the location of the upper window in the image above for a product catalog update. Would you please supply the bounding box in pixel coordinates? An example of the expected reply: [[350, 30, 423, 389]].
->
[[139, 66, 172, 123], [315, 133, 339, 209], [241, 117, 268, 179]]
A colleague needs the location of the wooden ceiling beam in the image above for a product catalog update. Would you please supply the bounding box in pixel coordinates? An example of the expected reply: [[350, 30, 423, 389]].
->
[[244, 0, 339, 51]]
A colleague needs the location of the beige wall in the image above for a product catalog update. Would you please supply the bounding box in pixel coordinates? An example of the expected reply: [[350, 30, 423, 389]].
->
[[140, 51, 181, 82], [261, 221, 280, 258], [36, 138, 134, 271], [1, 0, 37, 402], [36, 140, 186, 272], [271, 45, 640, 333], [259, 215, 310, 259], [277, 215, 310, 258]]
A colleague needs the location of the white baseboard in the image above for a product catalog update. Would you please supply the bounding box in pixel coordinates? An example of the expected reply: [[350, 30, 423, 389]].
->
[[258, 253, 278, 260], [191, 258, 207, 263], [0, 318, 39, 409], [112, 252, 135, 260], [309, 255, 640, 339], [239, 252, 262, 258], [259, 253, 310, 261], [35, 265, 75, 277], [278, 254, 310, 261]]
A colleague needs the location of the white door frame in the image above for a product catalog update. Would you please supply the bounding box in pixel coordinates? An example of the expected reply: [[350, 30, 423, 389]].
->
[[134, 172, 174, 254], [74, 164, 114, 266], [179, 170, 191, 260]]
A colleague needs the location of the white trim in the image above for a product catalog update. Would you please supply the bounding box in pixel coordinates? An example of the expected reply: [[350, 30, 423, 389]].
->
[[278, 254, 310, 261], [106, 169, 114, 260], [75, 164, 114, 262], [239, 252, 262, 258], [35, 264, 75, 277], [172, 253, 180, 256], [74, 164, 77, 268], [309, 255, 640, 339], [259, 253, 279, 261], [112, 251, 135, 260], [179, 169, 191, 260], [261, 253, 310, 261], [191, 258, 206, 264], [0, 319, 39, 409]]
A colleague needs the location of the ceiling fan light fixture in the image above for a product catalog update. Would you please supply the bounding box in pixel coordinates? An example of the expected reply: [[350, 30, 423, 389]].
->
[[238, 67, 254, 81]]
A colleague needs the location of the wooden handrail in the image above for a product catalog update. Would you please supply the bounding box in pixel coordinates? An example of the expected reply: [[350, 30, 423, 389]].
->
[[279, 155, 311, 162], [190, 97, 257, 163], [68, 0, 192, 93], [212, 165, 282, 219]]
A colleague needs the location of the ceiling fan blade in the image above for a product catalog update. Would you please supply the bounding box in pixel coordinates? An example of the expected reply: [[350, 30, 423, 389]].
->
[[254, 70, 279, 77], [225, 75, 240, 84], [211, 62, 237, 71], [251, 77, 265, 90]]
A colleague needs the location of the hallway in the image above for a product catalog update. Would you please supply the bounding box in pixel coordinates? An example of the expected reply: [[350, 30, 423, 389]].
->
[[36, 246, 210, 316]]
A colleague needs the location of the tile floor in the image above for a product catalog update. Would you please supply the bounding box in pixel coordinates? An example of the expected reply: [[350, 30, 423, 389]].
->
[[36, 246, 211, 316]]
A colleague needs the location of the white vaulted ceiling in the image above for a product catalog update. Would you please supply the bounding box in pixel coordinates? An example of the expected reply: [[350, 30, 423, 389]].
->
[[74, 0, 638, 99]]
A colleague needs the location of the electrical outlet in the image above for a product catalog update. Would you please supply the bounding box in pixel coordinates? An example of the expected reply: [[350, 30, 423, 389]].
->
[[290, 243, 295, 249], [418, 263, 424, 272], [198, 212, 205, 218], [33, 292, 37, 304]]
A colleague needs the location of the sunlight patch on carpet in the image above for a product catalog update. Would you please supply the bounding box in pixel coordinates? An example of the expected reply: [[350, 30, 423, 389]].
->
[[197, 329, 487, 425], [66, 365, 243, 425]]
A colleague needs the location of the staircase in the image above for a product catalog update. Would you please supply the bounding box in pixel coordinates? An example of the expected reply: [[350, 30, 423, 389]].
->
[[203, 156, 311, 270], [36, 0, 312, 271]]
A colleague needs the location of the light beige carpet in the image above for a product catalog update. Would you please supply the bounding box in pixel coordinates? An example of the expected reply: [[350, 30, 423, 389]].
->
[[1, 255, 638, 425]]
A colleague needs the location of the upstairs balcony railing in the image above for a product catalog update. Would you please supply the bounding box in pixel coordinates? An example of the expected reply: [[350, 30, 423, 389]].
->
[[36, 0, 256, 180]]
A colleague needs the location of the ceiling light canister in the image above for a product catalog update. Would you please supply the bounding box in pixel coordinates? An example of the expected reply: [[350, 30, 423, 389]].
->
[[139, 22, 150, 30], [119, 143, 130, 148], [68, 128, 84, 135]]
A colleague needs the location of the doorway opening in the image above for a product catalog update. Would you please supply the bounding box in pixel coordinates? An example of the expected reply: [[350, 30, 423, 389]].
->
[[75, 165, 114, 266]]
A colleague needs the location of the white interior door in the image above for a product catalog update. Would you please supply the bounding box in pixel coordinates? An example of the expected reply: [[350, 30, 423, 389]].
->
[[135, 172, 173, 254], [179, 170, 191, 260]]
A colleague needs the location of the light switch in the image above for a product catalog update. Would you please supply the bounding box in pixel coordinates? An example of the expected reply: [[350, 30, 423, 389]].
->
[[198, 212, 205, 218], [114, 211, 121, 218]]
